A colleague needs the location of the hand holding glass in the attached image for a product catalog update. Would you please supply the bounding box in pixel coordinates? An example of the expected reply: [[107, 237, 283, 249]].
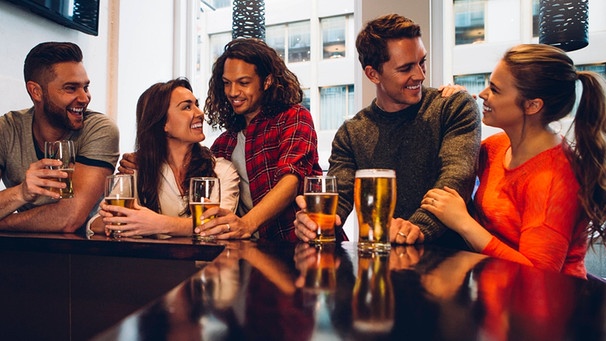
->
[[104, 174, 136, 238], [354, 169, 396, 253], [44, 140, 75, 198], [189, 177, 221, 241], [304, 175, 338, 243]]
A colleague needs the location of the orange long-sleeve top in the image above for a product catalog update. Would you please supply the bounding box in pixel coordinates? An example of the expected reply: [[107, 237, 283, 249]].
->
[[474, 133, 588, 279]]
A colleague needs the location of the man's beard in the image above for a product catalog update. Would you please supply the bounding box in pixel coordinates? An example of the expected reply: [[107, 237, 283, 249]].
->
[[42, 92, 81, 131]]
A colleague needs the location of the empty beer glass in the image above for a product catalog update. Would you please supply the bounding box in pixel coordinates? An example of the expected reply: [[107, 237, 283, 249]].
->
[[354, 169, 396, 253], [44, 140, 75, 198], [304, 175, 338, 243], [189, 177, 221, 242]]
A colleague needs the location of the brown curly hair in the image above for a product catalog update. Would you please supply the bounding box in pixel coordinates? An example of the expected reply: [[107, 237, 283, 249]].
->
[[205, 38, 303, 132]]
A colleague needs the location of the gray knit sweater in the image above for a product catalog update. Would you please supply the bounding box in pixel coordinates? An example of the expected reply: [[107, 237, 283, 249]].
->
[[328, 87, 481, 242]]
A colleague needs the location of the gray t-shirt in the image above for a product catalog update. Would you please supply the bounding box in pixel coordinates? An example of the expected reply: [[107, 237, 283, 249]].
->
[[0, 107, 120, 211]]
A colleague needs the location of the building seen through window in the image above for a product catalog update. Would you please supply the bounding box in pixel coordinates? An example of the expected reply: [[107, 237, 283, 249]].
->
[[320, 85, 354, 130], [265, 24, 286, 59], [288, 21, 311, 63], [454, 0, 485, 45], [207, 0, 231, 9], [322, 16, 347, 59]]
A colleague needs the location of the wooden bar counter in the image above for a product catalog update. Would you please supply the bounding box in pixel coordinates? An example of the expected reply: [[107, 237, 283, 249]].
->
[[0, 232, 223, 341], [1, 231, 606, 340], [92, 239, 606, 340]]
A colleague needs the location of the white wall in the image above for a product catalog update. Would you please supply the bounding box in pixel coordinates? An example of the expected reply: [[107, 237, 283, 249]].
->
[[0, 0, 111, 120], [115, 0, 175, 154], [0, 0, 177, 157]]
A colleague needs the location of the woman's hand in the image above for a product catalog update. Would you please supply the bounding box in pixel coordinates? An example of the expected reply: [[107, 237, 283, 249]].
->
[[194, 206, 253, 240], [421, 186, 474, 234], [101, 200, 169, 237]]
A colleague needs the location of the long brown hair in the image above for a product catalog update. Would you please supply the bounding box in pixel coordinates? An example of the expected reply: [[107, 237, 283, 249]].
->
[[135, 78, 215, 214], [503, 44, 606, 240], [205, 38, 303, 133]]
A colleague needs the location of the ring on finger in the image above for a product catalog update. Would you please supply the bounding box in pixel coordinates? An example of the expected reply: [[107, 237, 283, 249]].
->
[[397, 231, 407, 239], [225, 224, 231, 232], [431, 198, 435, 205]]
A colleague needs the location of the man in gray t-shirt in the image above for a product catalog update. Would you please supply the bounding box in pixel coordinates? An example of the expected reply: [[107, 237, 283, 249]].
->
[[0, 42, 119, 233]]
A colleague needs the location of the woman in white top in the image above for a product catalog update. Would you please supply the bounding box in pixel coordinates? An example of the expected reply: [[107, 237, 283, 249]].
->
[[92, 78, 239, 237]]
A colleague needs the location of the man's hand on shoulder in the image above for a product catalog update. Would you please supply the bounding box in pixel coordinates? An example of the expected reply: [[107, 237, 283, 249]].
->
[[118, 152, 137, 174]]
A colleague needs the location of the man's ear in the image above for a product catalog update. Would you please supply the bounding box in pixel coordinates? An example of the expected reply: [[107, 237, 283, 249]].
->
[[524, 98, 544, 116], [364, 66, 381, 85], [263, 75, 273, 91], [26, 81, 43, 102]]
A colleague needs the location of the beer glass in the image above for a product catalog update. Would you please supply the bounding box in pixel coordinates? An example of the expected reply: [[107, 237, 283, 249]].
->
[[303, 243, 338, 292], [104, 174, 136, 238], [352, 251, 394, 336], [354, 169, 396, 253], [44, 140, 75, 198], [189, 177, 221, 241], [304, 175, 338, 243]]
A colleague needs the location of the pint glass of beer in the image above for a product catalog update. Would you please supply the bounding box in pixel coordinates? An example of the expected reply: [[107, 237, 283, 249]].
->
[[189, 177, 221, 242], [44, 140, 75, 198], [104, 174, 136, 238], [354, 169, 396, 253], [304, 175, 338, 243], [352, 251, 394, 336]]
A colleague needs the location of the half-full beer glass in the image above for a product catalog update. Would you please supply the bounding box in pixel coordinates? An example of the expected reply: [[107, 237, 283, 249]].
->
[[304, 175, 338, 243], [354, 169, 396, 253], [104, 174, 136, 238], [44, 140, 75, 198], [190, 177, 221, 242]]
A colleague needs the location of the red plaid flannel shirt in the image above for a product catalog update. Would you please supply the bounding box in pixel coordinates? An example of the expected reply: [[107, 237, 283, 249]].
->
[[211, 104, 323, 241]]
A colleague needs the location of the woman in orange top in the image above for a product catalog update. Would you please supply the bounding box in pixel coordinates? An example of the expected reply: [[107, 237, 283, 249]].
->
[[422, 44, 606, 279]]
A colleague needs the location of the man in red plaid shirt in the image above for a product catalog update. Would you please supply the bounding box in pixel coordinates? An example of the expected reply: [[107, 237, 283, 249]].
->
[[199, 38, 323, 241]]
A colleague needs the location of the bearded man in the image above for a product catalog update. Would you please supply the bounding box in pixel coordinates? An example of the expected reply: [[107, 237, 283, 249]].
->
[[0, 42, 119, 232]]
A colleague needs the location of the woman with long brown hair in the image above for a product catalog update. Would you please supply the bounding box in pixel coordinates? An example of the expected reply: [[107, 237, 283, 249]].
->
[[423, 44, 606, 279], [93, 78, 239, 237]]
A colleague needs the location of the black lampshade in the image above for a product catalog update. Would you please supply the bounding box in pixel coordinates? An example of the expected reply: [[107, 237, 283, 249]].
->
[[232, 0, 266, 40], [539, 0, 589, 52]]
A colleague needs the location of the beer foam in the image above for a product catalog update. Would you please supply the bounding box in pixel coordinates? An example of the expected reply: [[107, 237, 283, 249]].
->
[[354, 169, 396, 178]]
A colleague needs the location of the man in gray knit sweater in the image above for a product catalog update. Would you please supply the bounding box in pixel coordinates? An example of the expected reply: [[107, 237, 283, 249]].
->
[[295, 14, 481, 248]]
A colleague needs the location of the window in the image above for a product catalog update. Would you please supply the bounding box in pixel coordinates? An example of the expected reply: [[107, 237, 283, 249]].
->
[[577, 63, 606, 78], [302, 88, 311, 111], [454, 74, 488, 95], [454, 73, 488, 107], [288, 21, 311, 63], [208, 0, 231, 9], [321, 16, 346, 59], [266, 24, 286, 60], [319, 85, 354, 130], [532, 0, 540, 37], [266, 21, 311, 63], [454, 0, 485, 45], [209, 32, 232, 64]]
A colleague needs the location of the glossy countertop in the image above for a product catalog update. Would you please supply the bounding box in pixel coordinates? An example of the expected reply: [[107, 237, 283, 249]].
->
[[87, 240, 606, 341]]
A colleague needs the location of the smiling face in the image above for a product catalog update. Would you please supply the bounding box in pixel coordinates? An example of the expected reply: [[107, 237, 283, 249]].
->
[[368, 37, 426, 112], [222, 58, 270, 124], [40, 61, 91, 131], [164, 86, 205, 145], [478, 60, 525, 131]]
